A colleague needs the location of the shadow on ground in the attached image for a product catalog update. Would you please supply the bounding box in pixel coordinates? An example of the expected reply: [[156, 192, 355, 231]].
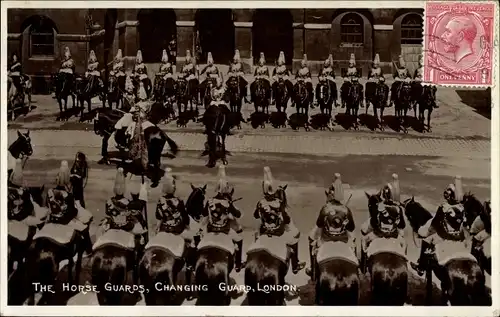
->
[[455, 89, 491, 120]]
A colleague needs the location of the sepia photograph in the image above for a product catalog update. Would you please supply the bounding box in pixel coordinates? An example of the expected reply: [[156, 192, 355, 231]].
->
[[2, 0, 497, 313]]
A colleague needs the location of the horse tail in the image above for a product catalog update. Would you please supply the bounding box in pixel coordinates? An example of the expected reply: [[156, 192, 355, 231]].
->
[[31, 239, 58, 287], [195, 249, 229, 305], [446, 259, 490, 305], [370, 253, 408, 305], [91, 246, 128, 305], [139, 248, 180, 305], [244, 252, 284, 305], [317, 259, 359, 305]]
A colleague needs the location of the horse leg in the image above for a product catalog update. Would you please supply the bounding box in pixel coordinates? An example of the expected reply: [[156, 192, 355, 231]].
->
[[221, 135, 228, 165], [57, 99, 63, 121], [427, 110, 432, 132]]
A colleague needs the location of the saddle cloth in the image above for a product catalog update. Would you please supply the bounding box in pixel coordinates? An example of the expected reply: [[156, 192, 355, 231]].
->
[[317, 241, 358, 266], [247, 234, 288, 264], [435, 240, 477, 266], [8, 220, 30, 242], [145, 232, 185, 258], [367, 237, 406, 259], [198, 232, 235, 255], [33, 223, 76, 246], [93, 229, 135, 251]]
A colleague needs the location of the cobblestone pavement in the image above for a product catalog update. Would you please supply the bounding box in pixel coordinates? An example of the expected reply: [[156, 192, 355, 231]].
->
[[8, 79, 491, 140]]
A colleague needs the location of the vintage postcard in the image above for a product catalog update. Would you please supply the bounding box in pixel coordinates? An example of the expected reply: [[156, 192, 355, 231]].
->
[[1, 0, 498, 316]]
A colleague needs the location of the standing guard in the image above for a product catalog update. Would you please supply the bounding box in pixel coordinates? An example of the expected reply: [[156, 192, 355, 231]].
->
[[228, 49, 248, 101], [250, 52, 271, 103], [272, 51, 293, 105], [85, 50, 103, 89], [295, 54, 314, 106], [306, 173, 355, 277], [59, 47, 76, 93], [110, 49, 126, 78]]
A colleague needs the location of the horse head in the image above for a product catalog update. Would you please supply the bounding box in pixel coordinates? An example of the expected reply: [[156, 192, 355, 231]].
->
[[186, 184, 207, 222], [10, 130, 33, 159], [365, 191, 382, 221], [462, 192, 486, 230]]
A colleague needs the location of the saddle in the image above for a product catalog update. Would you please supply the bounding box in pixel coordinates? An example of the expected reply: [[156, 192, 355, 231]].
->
[[93, 229, 135, 251], [317, 241, 358, 266], [145, 231, 185, 258], [435, 240, 476, 266], [33, 223, 77, 246], [8, 220, 31, 242], [366, 237, 406, 259], [247, 234, 288, 265], [197, 232, 235, 255]]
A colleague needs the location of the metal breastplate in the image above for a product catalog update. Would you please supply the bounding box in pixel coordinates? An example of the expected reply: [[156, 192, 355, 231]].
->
[[231, 63, 242, 73], [8, 187, 27, 220], [48, 189, 71, 222], [157, 196, 184, 234], [135, 64, 146, 74], [257, 67, 267, 76], [370, 68, 381, 77], [276, 66, 287, 75], [347, 67, 357, 76], [299, 68, 309, 77]]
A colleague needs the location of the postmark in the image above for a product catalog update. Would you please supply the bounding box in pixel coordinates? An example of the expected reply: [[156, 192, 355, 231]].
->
[[424, 1, 496, 86]]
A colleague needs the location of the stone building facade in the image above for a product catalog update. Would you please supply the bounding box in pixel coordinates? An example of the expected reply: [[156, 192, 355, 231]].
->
[[8, 8, 423, 93]]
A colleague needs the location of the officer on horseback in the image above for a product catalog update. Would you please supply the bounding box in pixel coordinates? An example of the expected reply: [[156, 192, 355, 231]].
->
[[201, 52, 221, 88], [391, 55, 410, 107], [58, 47, 76, 93], [85, 50, 104, 89], [346, 53, 360, 80], [228, 49, 248, 102], [251, 52, 271, 103], [211, 77, 227, 106], [255, 166, 306, 274], [306, 173, 355, 277], [413, 55, 438, 109], [8, 53, 24, 99], [182, 49, 198, 81], [368, 53, 384, 81], [133, 50, 149, 101], [410, 176, 466, 276], [272, 51, 293, 105], [319, 54, 336, 90], [202, 165, 244, 272], [110, 49, 126, 78], [158, 49, 174, 79], [295, 54, 315, 106]]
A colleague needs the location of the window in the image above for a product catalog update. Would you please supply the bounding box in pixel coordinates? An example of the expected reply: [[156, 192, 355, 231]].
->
[[340, 13, 364, 45], [30, 17, 55, 57], [401, 14, 423, 45]]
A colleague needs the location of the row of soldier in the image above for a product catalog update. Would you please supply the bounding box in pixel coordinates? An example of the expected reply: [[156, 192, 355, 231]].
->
[[8, 153, 490, 304]]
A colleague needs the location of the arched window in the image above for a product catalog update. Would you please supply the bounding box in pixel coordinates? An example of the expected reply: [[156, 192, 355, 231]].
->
[[29, 16, 55, 57], [401, 14, 423, 45], [340, 13, 364, 45]]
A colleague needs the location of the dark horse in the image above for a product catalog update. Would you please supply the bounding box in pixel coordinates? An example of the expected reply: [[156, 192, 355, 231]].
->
[[463, 194, 491, 275], [202, 104, 231, 168], [344, 81, 364, 130], [226, 76, 244, 114], [51, 72, 76, 120], [133, 76, 153, 99], [106, 75, 126, 109], [372, 81, 390, 130], [201, 77, 216, 110], [316, 78, 337, 117], [8, 130, 33, 177], [275, 77, 291, 113], [292, 80, 311, 117], [153, 75, 177, 105], [74, 74, 104, 120], [252, 78, 271, 114], [415, 84, 436, 132], [394, 81, 413, 133]]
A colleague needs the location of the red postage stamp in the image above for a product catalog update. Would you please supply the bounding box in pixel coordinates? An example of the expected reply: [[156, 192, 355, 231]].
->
[[424, 1, 496, 86]]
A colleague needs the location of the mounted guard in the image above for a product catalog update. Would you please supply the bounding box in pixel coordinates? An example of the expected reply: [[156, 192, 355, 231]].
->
[[391, 55, 410, 107], [272, 51, 293, 105], [250, 52, 271, 104], [319, 54, 336, 91], [227, 49, 249, 103], [154, 49, 176, 104], [58, 46, 76, 92], [295, 54, 314, 106], [413, 55, 438, 109], [133, 50, 150, 100], [253, 166, 306, 274], [158, 49, 174, 79], [110, 49, 126, 78], [340, 53, 362, 109], [8, 53, 26, 105], [346, 53, 360, 80], [306, 173, 356, 277], [84, 50, 104, 90], [181, 50, 200, 106], [367, 53, 384, 81]]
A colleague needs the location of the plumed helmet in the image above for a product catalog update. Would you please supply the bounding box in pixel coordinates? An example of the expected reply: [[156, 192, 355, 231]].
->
[[136, 50, 143, 63], [115, 49, 123, 61], [215, 164, 233, 195], [113, 167, 126, 196], [9, 158, 25, 187], [373, 53, 380, 66], [88, 50, 97, 63], [262, 166, 275, 196], [207, 52, 214, 65], [125, 75, 134, 92], [301, 54, 308, 67], [454, 175, 464, 202], [349, 53, 356, 66], [162, 49, 169, 63], [56, 160, 71, 188], [332, 173, 344, 203], [185, 50, 192, 63], [391, 173, 401, 202], [64, 46, 71, 58], [278, 51, 285, 65], [162, 167, 176, 195], [234, 49, 241, 62], [259, 52, 266, 65], [399, 55, 406, 68]]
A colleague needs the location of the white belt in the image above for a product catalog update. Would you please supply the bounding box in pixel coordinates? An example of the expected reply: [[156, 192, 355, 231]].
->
[[59, 68, 73, 74]]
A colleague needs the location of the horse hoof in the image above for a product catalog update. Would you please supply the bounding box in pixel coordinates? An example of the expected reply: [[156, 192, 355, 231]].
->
[[222, 160, 228, 166]]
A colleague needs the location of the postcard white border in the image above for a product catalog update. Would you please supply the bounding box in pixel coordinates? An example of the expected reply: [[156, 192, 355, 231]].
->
[[1, 1, 498, 316]]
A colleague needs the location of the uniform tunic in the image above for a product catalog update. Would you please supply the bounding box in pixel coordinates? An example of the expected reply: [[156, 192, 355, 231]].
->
[[111, 60, 125, 77], [59, 58, 75, 74], [182, 63, 197, 81], [134, 63, 148, 80], [367, 67, 383, 81], [86, 61, 100, 77]]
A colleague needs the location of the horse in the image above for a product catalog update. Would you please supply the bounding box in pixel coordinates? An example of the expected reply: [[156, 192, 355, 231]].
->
[[74, 74, 104, 120], [8, 75, 32, 120], [373, 81, 390, 130], [202, 104, 231, 168], [175, 77, 192, 116], [292, 80, 311, 117], [313, 204, 359, 306], [394, 81, 413, 133], [226, 76, 244, 114], [133, 76, 153, 99], [51, 72, 77, 121], [416, 85, 436, 132], [106, 74, 126, 110], [253, 78, 271, 114], [275, 77, 290, 114], [365, 80, 377, 114], [8, 130, 33, 176], [148, 101, 176, 125], [468, 199, 491, 275], [345, 81, 364, 130], [316, 79, 336, 118]]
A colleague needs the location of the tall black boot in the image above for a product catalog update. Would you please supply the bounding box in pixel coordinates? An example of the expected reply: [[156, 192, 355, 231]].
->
[[290, 243, 306, 274], [305, 238, 316, 280], [410, 240, 431, 276], [234, 240, 243, 273]]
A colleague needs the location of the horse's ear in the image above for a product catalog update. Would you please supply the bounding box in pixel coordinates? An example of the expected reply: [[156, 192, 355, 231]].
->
[[190, 183, 195, 190], [282, 184, 288, 191], [411, 196, 415, 202], [365, 191, 371, 199], [202, 184, 207, 191], [325, 190, 329, 197], [26, 130, 30, 137], [17, 130, 22, 138], [230, 187, 235, 196]]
